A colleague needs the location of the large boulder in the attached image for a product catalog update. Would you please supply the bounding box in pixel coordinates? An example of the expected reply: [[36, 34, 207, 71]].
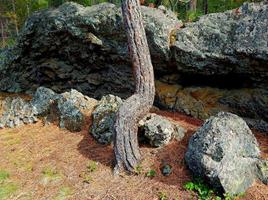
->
[[0, 2, 181, 98], [172, 1, 268, 88], [90, 95, 185, 146], [185, 112, 262, 195]]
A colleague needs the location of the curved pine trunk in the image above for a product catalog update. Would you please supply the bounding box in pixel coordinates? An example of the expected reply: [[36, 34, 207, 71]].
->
[[113, 0, 155, 173]]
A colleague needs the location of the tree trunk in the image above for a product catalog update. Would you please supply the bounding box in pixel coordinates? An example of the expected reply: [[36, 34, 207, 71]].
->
[[113, 0, 155, 173], [0, 19, 5, 47], [189, 0, 197, 12], [203, 0, 208, 14], [11, 0, 19, 36]]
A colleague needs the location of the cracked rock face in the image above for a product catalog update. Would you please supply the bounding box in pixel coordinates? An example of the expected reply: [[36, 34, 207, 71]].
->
[[171, 1, 268, 87], [0, 97, 38, 128], [90, 94, 123, 144], [185, 112, 261, 195], [0, 2, 181, 98], [0, 87, 96, 132]]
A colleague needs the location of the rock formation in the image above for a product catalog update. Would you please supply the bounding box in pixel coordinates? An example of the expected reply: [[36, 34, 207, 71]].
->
[[185, 112, 267, 195], [0, 1, 267, 131]]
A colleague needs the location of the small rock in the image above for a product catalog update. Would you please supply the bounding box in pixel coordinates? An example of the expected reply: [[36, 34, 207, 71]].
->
[[161, 164, 172, 176], [57, 97, 84, 132], [139, 113, 185, 147], [185, 112, 261, 195], [61, 89, 97, 111], [90, 94, 123, 144], [31, 87, 61, 116]]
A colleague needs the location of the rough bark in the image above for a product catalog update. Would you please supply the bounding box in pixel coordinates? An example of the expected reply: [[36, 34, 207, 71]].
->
[[113, 0, 155, 173], [11, 0, 19, 36], [189, 0, 197, 12], [0, 20, 5, 47], [203, 0, 208, 14]]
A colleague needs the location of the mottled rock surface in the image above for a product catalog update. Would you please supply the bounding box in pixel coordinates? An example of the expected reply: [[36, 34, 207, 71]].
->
[[155, 81, 268, 133], [61, 89, 97, 111], [185, 112, 262, 195], [0, 87, 95, 132], [256, 159, 268, 185], [172, 1, 268, 88], [57, 97, 84, 132], [0, 2, 267, 129], [90, 94, 123, 144], [0, 97, 37, 128], [139, 113, 185, 147], [31, 87, 61, 116], [0, 2, 181, 98]]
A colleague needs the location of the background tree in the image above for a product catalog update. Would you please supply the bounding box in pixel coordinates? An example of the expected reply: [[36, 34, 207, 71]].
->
[[203, 0, 208, 14], [113, 0, 155, 173], [189, 0, 197, 11]]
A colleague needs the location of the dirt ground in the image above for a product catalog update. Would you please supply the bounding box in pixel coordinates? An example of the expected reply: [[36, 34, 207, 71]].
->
[[0, 93, 267, 200]]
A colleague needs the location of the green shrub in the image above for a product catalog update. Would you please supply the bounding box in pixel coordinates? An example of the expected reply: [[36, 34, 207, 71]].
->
[[86, 161, 97, 173], [0, 171, 10, 182], [184, 178, 217, 200], [158, 191, 168, 200], [134, 165, 143, 175], [146, 169, 157, 178]]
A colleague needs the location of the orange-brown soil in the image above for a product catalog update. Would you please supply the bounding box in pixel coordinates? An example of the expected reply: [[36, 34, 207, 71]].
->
[[0, 94, 267, 200]]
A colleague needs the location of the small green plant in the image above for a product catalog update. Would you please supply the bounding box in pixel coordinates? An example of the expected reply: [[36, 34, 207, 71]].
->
[[158, 191, 168, 200], [146, 169, 157, 178], [41, 167, 62, 184], [134, 165, 143, 175], [0, 182, 18, 199], [223, 192, 245, 200], [42, 167, 59, 177], [86, 161, 97, 173], [53, 186, 73, 200], [184, 178, 215, 200], [186, 11, 203, 22], [79, 172, 93, 184], [0, 170, 10, 182], [0, 170, 18, 199]]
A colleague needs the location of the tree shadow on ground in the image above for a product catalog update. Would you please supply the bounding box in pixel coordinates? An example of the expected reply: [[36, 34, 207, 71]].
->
[[77, 113, 198, 187]]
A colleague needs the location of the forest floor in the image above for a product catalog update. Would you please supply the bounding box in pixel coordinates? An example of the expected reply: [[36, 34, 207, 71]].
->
[[0, 93, 268, 200]]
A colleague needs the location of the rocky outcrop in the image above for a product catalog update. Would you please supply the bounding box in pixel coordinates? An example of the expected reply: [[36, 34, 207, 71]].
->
[[0, 87, 96, 131], [90, 95, 185, 146], [172, 1, 268, 88], [0, 97, 37, 128], [0, 2, 181, 98], [0, 2, 267, 129], [185, 112, 264, 195], [155, 81, 268, 132]]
